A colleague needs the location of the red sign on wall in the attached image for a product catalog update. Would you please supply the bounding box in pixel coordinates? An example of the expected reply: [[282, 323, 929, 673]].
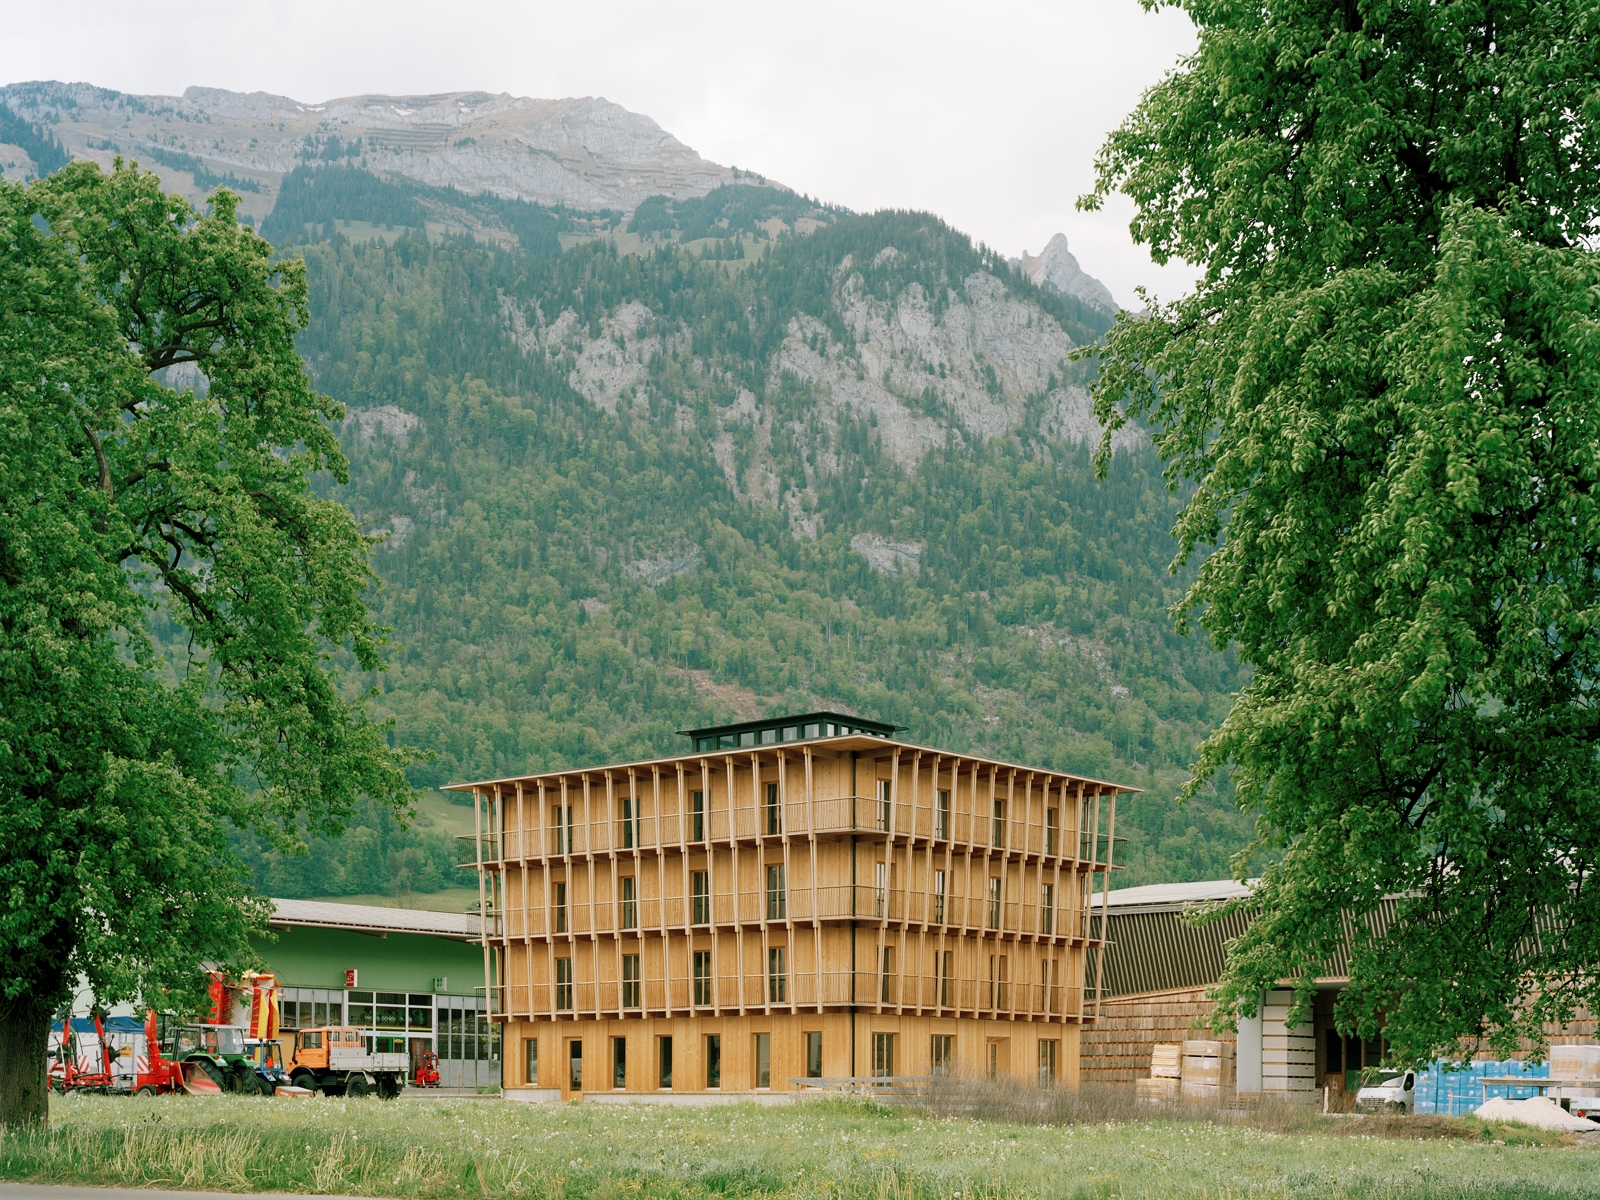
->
[[345, 969, 358, 988]]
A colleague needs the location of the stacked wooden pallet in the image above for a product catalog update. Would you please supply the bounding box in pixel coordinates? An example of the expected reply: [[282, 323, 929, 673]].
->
[[1134, 1042, 1182, 1102], [1081, 987, 1236, 1084], [1180, 1039, 1235, 1099]]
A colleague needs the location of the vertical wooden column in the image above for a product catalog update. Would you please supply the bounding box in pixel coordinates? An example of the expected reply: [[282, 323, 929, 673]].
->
[[517, 781, 531, 1019], [804, 746, 822, 1009], [1095, 787, 1117, 1022]]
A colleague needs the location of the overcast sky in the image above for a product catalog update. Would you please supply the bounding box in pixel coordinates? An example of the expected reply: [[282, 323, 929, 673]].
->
[[3, 0, 1200, 307]]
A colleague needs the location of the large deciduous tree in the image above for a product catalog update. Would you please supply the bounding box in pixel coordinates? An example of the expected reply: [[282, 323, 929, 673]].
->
[[1083, 1, 1600, 1061], [0, 163, 412, 1125]]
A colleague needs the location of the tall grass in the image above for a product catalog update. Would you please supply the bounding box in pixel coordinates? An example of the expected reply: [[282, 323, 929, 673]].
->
[[0, 1091, 1591, 1200]]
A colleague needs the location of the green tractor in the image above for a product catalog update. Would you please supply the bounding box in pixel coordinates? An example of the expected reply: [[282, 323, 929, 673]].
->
[[169, 1024, 269, 1095]]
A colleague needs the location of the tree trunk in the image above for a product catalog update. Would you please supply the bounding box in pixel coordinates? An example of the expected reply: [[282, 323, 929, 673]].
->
[[0, 994, 50, 1126]]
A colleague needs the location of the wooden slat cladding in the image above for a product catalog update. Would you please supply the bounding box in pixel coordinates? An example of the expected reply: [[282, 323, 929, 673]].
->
[[453, 736, 1133, 1037]]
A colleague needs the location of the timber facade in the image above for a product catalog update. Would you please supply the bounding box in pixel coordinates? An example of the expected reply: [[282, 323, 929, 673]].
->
[[455, 714, 1130, 1100]]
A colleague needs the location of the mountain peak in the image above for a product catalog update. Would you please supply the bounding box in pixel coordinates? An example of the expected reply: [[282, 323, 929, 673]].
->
[[0, 80, 739, 218], [1014, 233, 1119, 313]]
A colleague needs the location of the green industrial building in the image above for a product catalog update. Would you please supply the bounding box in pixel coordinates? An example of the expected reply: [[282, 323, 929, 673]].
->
[[257, 899, 499, 1089]]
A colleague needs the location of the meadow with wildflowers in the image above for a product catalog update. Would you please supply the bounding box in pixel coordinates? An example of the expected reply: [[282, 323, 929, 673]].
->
[[0, 1093, 1595, 1200]]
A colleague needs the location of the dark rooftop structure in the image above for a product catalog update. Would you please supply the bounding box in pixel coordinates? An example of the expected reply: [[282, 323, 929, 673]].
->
[[676, 710, 905, 753]]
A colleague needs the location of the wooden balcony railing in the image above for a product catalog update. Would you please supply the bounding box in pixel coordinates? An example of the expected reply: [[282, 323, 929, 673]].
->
[[470, 796, 1125, 865], [491, 970, 1089, 1021], [485, 888, 1099, 942]]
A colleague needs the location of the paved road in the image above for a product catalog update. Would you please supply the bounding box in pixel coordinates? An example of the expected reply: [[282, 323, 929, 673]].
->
[[1, 1187, 360, 1200]]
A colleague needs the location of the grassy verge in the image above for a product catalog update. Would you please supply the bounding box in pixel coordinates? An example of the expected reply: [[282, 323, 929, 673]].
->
[[0, 1092, 1592, 1200]]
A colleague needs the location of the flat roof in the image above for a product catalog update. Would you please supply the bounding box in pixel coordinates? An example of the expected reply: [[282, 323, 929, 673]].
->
[[677, 710, 905, 741], [269, 898, 480, 941], [442, 731, 1141, 795]]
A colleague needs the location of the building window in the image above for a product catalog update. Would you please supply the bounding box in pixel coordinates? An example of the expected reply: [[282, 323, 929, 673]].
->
[[880, 947, 895, 1004], [876, 779, 891, 832], [987, 954, 1008, 1011], [691, 790, 705, 842], [569, 1039, 582, 1091], [765, 782, 781, 835], [553, 881, 568, 934], [988, 877, 1002, 929], [875, 861, 888, 918], [938, 951, 953, 1008], [553, 804, 573, 855], [766, 864, 786, 920], [1046, 807, 1058, 856], [754, 1033, 771, 1088], [612, 1036, 627, 1089], [1040, 956, 1056, 1012], [806, 1032, 822, 1078], [705, 1034, 721, 1088], [658, 1036, 673, 1088], [936, 789, 951, 841], [932, 870, 946, 924], [767, 946, 787, 1003], [987, 1041, 999, 1081], [622, 953, 641, 1009], [524, 1036, 538, 1086], [620, 796, 639, 849], [691, 871, 710, 925], [555, 957, 573, 1011], [693, 950, 712, 1006], [279, 988, 343, 1031], [620, 876, 637, 930], [1040, 883, 1055, 936], [1039, 1039, 1059, 1086], [1079, 798, 1093, 860], [872, 1033, 895, 1078], [992, 799, 1005, 848], [931, 1035, 954, 1076]]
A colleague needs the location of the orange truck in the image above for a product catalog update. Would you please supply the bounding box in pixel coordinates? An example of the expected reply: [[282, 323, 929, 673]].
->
[[288, 1027, 407, 1098]]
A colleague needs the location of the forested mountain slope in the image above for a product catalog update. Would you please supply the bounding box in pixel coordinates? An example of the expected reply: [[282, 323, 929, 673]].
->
[[231, 191, 1253, 899]]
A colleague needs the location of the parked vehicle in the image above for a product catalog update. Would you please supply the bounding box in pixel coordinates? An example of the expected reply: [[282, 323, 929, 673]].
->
[[1356, 1068, 1417, 1114], [171, 1024, 268, 1094], [413, 1050, 440, 1088], [288, 1026, 405, 1098], [243, 1037, 290, 1093]]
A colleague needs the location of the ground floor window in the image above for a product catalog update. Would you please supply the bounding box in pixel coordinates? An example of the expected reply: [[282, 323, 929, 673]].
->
[[613, 1036, 627, 1089], [524, 1036, 538, 1086], [569, 1039, 583, 1091], [706, 1034, 721, 1088], [278, 987, 344, 1030], [872, 1032, 895, 1078], [1038, 1039, 1059, 1085], [931, 1035, 954, 1076], [556, 957, 573, 1010], [658, 1036, 673, 1088], [805, 1031, 823, 1078], [754, 1033, 771, 1088]]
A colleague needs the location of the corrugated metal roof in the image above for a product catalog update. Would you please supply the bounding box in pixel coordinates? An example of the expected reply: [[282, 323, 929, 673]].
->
[[1106, 879, 1254, 911], [1095, 880, 1411, 998], [269, 898, 479, 941]]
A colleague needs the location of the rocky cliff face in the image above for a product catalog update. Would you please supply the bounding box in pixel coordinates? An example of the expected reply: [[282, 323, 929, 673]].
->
[[1014, 233, 1119, 313], [0, 81, 740, 223], [504, 239, 1143, 546]]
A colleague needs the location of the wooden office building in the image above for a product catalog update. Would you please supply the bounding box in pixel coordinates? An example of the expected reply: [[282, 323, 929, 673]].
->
[[454, 714, 1131, 1101]]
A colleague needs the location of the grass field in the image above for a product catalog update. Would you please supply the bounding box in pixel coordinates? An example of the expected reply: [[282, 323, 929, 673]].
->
[[1, 1092, 1595, 1200]]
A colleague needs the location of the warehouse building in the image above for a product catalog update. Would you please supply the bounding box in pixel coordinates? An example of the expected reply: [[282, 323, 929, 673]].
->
[[1080, 880, 1598, 1103], [258, 899, 498, 1088], [452, 713, 1134, 1102]]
